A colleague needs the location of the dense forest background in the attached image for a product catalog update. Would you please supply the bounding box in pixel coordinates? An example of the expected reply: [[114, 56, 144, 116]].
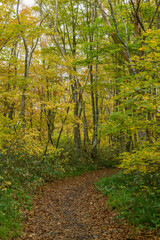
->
[[0, 0, 160, 238]]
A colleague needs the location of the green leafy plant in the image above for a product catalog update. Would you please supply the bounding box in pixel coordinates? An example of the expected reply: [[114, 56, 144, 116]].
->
[[96, 171, 160, 230]]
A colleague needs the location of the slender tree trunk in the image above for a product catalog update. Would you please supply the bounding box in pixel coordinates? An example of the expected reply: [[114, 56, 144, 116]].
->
[[56, 105, 70, 148], [90, 65, 98, 160], [73, 92, 81, 150], [83, 102, 89, 151]]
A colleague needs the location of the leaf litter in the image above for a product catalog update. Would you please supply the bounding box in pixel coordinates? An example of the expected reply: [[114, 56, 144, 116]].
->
[[20, 169, 159, 240]]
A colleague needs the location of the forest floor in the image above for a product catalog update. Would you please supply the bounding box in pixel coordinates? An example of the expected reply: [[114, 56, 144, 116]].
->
[[21, 169, 159, 240]]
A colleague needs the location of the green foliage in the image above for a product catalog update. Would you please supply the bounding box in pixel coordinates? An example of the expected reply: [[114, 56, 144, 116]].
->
[[119, 141, 160, 174], [0, 189, 21, 240], [96, 146, 120, 168], [55, 139, 95, 174], [0, 166, 33, 240], [96, 171, 160, 230], [0, 148, 68, 240]]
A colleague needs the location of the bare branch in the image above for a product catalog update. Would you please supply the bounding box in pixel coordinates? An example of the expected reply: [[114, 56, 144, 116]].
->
[[96, 0, 111, 26], [136, 0, 141, 12], [148, 1, 160, 29], [16, 0, 21, 25], [115, 6, 128, 42], [130, 0, 146, 32], [16, 0, 28, 54], [54, 0, 58, 30], [108, 0, 126, 46]]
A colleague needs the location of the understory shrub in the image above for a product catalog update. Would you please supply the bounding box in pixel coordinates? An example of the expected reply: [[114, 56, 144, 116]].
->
[[96, 171, 160, 230], [0, 148, 67, 240]]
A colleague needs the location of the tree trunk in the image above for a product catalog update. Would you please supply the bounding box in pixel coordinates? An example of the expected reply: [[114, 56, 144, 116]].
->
[[83, 102, 89, 151]]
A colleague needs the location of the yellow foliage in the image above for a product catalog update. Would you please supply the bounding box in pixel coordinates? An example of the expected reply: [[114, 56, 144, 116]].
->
[[119, 143, 160, 174]]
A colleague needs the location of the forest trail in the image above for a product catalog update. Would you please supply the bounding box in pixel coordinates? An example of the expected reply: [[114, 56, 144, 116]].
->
[[21, 169, 154, 240]]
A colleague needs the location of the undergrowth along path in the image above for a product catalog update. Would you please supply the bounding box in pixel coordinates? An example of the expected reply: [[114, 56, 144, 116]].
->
[[21, 169, 157, 240]]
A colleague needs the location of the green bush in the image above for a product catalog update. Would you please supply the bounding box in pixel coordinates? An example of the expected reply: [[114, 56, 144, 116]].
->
[[0, 150, 61, 240], [96, 171, 160, 230]]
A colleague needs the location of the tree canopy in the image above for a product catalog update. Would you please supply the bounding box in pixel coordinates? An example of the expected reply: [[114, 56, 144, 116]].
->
[[0, 0, 159, 173]]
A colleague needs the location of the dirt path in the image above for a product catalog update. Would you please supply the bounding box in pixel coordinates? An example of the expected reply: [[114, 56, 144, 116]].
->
[[21, 169, 157, 240]]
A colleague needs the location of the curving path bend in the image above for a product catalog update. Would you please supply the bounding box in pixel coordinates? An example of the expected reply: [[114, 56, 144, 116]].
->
[[21, 169, 158, 240]]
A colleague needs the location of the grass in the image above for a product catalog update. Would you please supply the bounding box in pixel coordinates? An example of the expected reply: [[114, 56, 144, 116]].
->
[[96, 171, 160, 230]]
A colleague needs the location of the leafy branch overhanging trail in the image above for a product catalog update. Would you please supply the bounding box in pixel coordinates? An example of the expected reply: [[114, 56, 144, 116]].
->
[[21, 169, 157, 240]]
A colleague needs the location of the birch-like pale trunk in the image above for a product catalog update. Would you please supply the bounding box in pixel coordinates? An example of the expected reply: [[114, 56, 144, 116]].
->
[[17, 0, 44, 131]]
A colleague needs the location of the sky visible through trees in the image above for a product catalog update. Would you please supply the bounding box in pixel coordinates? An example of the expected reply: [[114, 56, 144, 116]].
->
[[23, 0, 34, 6]]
